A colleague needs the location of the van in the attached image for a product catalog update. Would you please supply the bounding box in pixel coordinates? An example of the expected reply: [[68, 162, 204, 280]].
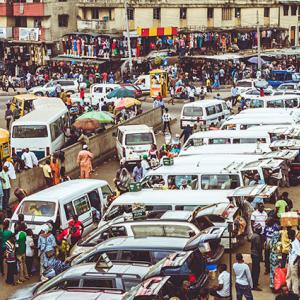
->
[[247, 95, 300, 109], [90, 83, 121, 104], [10, 94, 37, 117], [180, 100, 230, 128], [134, 75, 150, 95], [10, 179, 113, 235], [182, 130, 270, 148], [115, 125, 156, 165]]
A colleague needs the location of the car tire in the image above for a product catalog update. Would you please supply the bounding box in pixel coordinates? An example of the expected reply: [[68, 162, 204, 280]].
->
[[35, 92, 44, 96]]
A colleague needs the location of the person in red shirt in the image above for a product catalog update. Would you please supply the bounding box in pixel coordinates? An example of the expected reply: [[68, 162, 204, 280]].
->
[[102, 72, 108, 83], [79, 87, 85, 100], [68, 215, 84, 245]]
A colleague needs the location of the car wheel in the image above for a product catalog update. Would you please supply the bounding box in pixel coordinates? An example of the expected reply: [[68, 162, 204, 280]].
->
[[35, 92, 44, 96]]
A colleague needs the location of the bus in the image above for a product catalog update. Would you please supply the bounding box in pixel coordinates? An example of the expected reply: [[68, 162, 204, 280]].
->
[[11, 100, 69, 159]]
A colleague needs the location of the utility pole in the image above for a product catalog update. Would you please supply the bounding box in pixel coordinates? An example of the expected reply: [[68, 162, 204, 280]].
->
[[257, 10, 262, 71], [124, 0, 133, 76]]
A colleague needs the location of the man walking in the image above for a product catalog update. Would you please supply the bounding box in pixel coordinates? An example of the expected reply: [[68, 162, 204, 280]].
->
[[162, 108, 171, 134], [180, 124, 193, 144], [251, 223, 263, 291], [233, 253, 253, 300], [77, 144, 93, 179]]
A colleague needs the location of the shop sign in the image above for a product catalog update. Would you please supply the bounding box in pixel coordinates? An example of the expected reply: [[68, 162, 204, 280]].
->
[[19, 27, 39, 42], [0, 27, 12, 39]]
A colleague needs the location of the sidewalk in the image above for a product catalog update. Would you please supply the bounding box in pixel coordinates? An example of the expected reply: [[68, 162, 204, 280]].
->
[[0, 88, 27, 97]]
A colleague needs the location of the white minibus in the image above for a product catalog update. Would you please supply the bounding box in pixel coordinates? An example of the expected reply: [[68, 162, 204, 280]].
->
[[247, 95, 300, 108], [11, 100, 69, 159], [180, 100, 230, 128]]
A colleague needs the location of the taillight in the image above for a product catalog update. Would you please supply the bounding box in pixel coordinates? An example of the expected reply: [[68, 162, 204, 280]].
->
[[122, 147, 126, 157], [188, 274, 197, 284], [46, 147, 50, 156]]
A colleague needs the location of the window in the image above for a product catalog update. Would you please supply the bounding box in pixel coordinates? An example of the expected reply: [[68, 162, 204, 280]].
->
[[291, 5, 297, 15], [215, 104, 223, 113], [34, 18, 42, 27], [82, 279, 114, 289], [15, 16, 27, 27], [91, 8, 99, 19], [101, 185, 112, 202], [285, 99, 299, 107], [120, 250, 151, 263], [50, 118, 62, 141], [18, 201, 56, 217], [64, 202, 75, 220], [208, 138, 230, 144], [127, 7, 134, 20], [58, 14, 69, 27], [201, 174, 240, 190], [266, 100, 284, 108], [88, 190, 101, 211], [249, 99, 264, 108], [125, 133, 154, 145], [117, 130, 123, 143], [264, 7, 270, 17], [109, 8, 113, 20], [153, 8, 161, 19], [58, 80, 74, 86], [152, 251, 173, 263], [74, 196, 90, 216], [205, 105, 216, 116], [167, 175, 199, 189], [180, 8, 187, 19], [235, 8, 241, 18], [183, 106, 203, 117], [222, 8, 232, 20], [12, 125, 48, 138], [207, 7, 214, 18], [283, 5, 289, 16]]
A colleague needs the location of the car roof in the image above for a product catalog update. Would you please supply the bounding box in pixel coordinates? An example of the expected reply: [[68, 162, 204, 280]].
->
[[182, 99, 225, 108], [23, 179, 108, 202], [118, 125, 152, 132], [186, 130, 269, 139]]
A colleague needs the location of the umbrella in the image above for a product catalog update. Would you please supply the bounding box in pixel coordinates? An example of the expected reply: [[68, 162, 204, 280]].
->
[[115, 98, 141, 111], [73, 119, 101, 131], [106, 87, 135, 99], [77, 111, 114, 123], [248, 57, 267, 65]]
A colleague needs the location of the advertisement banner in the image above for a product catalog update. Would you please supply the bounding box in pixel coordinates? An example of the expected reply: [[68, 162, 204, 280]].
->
[[0, 27, 12, 39], [19, 27, 39, 41]]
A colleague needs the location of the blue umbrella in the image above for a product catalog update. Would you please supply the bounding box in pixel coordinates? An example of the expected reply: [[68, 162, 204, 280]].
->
[[106, 87, 135, 99], [248, 57, 267, 65]]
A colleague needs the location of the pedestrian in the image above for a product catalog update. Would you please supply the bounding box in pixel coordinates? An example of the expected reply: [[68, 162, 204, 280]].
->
[[132, 161, 143, 182], [168, 86, 175, 105], [141, 155, 150, 177], [77, 144, 93, 179], [4, 158, 16, 180], [275, 196, 288, 218], [41, 159, 53, 187], [233, 253, 253, 300], [15, 222, 28, 282], [251, 223, 263, 291], [0, 219, 12, 276], [21, 148, 35, 169], [240, 197, 254, 240], [281, 192, 293, 211], [269, 231, 281, 292], [79, 87, 85, 102], [180, 124, 193, 144], [27, 148, 38, 167], [117, 168, 131, 194], [275, 286, 299, 300], [231, 84, 238, 106], [5, 234, 18, 285], [68, 215, 84, 246], [210, 263, 230, 299], [0, 165, 11, 210], [7, 75, 16, 92], [12, 105, 20, 121], [280, 226, 292, 268], [4, 104, 13, 130], [50, 157, 61, 185], [25, 229, 34, 276], [206, 77, 212, 93], [162, 108, 171, 134], [251, 203, 268, 234], [286, 230, 300, 295], [188, 86, 195, 102]]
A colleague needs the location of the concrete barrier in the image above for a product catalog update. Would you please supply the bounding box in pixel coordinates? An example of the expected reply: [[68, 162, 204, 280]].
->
[[10, 108, 162, 202]]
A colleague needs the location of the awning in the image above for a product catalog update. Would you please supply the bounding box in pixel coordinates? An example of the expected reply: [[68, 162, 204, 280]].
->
[[50, 55, 107, 65], [137, 27, 177, 37]]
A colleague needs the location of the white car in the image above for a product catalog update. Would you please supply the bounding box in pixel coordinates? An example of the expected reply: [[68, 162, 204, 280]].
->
[[29, 79, 87, 96], [239, 87, 274, 99], [277, 82, 300, 91], [236, 79, 269, 95]]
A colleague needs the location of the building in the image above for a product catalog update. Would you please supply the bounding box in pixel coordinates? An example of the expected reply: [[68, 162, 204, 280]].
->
[[76, 0, 300, 46]]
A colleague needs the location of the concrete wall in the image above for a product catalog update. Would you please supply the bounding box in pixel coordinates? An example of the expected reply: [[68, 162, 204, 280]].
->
[[10, 108, 162, 202]]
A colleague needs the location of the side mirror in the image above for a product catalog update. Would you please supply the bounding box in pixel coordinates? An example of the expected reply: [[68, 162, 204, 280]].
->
[[112, 132, 117, 137]]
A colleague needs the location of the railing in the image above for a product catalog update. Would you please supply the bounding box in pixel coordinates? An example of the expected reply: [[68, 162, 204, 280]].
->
[[77, 19, 109, 31]]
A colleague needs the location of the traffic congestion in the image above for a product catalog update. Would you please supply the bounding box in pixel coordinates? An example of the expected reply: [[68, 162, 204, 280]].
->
[[1, 50, 300, 300]]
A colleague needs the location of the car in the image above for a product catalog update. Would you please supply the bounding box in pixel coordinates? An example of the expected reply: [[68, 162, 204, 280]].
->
[[120, 84, 143, 98], [7, 261, 150, 300], [239, 87, 274, 99], [277, 82, 300, 91], [236, 79, 269, 95], [29, 79, 87, 96]]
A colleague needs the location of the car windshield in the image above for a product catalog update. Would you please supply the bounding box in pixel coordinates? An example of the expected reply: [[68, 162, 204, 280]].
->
[[183, 107, 203, 117], [125, 133, 154, 145], [12, 125, 48, 138], [18, 201, 56, 217], [237, 81, 252, 87], [249, 99, 264, 108], [201, 174, 240, 190]]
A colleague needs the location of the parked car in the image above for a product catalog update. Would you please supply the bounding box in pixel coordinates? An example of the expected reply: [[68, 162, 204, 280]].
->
[[277, 82, 300, 91], [29, 79, 87, 96], [7, 261, 150, 300], [236, 79, 269, 95]]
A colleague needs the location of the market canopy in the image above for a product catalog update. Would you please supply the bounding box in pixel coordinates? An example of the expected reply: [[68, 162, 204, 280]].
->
[[137, 26, 177, 37]]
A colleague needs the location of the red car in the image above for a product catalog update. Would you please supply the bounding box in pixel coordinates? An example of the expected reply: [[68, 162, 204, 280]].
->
[[121, 84, 143, 98]]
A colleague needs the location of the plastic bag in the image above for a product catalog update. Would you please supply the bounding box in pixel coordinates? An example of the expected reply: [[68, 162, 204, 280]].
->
[[274, 267, 287, 290]]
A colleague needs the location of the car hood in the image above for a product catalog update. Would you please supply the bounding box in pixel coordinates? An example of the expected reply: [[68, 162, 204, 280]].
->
[[7, 283, 40, 300]]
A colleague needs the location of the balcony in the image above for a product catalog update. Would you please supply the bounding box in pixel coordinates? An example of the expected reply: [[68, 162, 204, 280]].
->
[[13, 3, 45, 17], [13, 27, 46, 41], [0, 3, 12, 16], [77, 19, 110, 32]]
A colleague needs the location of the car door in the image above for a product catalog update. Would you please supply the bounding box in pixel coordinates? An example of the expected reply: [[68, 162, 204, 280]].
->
[[72, 195, 93, 229]]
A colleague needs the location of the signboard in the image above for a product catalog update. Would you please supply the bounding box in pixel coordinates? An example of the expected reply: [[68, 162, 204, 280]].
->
[[132, 203, 146, 220], [0, 27, 12, 39], [19, 27, 39, 42]]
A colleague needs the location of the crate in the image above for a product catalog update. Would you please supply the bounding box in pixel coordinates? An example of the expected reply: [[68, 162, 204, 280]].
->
[[162, 157, 174, 166], [280, 212, 299, 227], [128, 182, 142, 192]]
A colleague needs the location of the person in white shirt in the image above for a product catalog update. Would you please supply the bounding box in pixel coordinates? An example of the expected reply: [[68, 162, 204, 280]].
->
[[162, 108, 171, 134], [28, 149, 38, 167], [286, 230, 300, 295], [21, 149, 34, 169], [188, 87, 195, 102], [233, 253, 253, 300], [180, 179, 192, 190], [210, 264, 230, 299], [250, 203, 268, 233], [4, 159, 16, 180], [141, 155, 150, 177], [25, 229, 35, 276]]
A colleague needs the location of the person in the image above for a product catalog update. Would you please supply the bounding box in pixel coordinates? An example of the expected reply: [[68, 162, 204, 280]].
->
[[275, 197, 288, 218], [275, 286, 299, 300], [141, 155, 150, 177], [77, 144, 93, 179], [55, 236, 70, 261], [50, 157, 61, 185], [180, 179, 192, 190], [281, 192, 293, 211], [231, 84, 238, 106], [0, 165, 11, 210], [249, 174, 264, 186], [251, 203, 268, 234], [168, 86, 175, 105], [180, 124, 193, 144], [206, 77, 212, 93], [5, 234, 18, 285], [0, 177, 3, 211], [0, 220, 12, 276], [28, 148, 38, 167], [188, 86, 195, 102], [210, 264, 230, 299], [25, 228, 34, 276], [41, 159, 53, 187], [4, 104, 13, 130], [21, 148, 36, 169], [132, 161, 143, 182], [251, 223, 263, 291], [68, 215, 84, 245], [117, 168, 131, 194], [43, 249, 70, 279], [12, 105, 20, 121], [240, 197, 254, 240], [15, 222, 28, 282], [4, 158, 16, 180], [280, 227, 292, 268], [162, 108, 171, 134], [233, 253, 253, 300], [269, 231, 281, 291], [286, 230, 300, 295]]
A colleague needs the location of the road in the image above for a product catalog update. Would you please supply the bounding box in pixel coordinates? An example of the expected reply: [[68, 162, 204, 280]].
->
[[3, 90, 298, 300]]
